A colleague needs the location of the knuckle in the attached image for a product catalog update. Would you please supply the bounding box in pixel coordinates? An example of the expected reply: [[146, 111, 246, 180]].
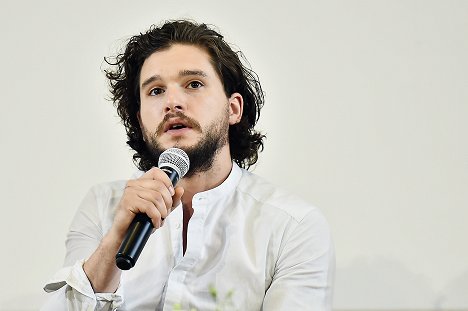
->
[[147, 167, 163, 178], [154, 192, 165, 204], [126, 179, 137, 187], [143, 200, 155, 212]]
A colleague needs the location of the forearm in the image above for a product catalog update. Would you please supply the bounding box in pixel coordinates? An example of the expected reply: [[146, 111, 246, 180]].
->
[[42, 258, 124, 311], [83, 231, 123, 293]]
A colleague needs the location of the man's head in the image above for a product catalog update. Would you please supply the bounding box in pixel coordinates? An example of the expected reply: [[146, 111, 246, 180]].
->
[[105, 20, 265, 173]]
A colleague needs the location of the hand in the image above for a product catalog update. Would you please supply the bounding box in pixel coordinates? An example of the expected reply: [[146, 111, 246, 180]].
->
[[110, 167, 184, 240]]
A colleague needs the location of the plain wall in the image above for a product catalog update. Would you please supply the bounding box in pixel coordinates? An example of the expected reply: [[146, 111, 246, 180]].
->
[[0, 0, 467, 310]]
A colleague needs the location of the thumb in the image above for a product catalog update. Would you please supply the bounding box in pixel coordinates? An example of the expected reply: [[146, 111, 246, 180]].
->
[[172, 186, 185, 208]]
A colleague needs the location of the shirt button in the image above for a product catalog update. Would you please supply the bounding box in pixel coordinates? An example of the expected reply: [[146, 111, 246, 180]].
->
[[175, 223, 181, 229]]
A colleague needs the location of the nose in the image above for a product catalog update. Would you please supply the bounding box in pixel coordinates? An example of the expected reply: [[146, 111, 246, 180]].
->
[[164, 86, 186, 113]]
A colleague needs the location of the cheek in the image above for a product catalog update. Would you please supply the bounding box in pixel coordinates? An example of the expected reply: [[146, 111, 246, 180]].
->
[[140, 103, 163, 121], [139, 115, 163, 136], [203, 103, 229, 126]]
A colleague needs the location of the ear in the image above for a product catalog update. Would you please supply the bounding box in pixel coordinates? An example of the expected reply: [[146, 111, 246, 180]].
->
[[228, 92, 243, 125]]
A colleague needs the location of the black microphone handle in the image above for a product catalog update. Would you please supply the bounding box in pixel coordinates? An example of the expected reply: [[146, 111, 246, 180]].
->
[[115, 168, 179, 270]]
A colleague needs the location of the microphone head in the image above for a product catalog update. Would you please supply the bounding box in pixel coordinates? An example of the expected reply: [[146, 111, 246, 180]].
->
[[158, 148, 190, 178]]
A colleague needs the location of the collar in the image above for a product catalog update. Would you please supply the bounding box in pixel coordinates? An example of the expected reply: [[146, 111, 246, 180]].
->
[[191, 162, 242, 203]]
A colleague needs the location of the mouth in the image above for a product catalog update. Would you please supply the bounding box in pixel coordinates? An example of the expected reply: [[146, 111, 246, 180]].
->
[[164, 119, 192, 133], [156, 112, 201, 137]]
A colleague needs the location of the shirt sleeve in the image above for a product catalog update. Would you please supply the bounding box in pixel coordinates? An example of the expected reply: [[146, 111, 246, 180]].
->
[[41, 259, 124, 311], [262, 208, 335, 311], [41, 185, 125, 311]]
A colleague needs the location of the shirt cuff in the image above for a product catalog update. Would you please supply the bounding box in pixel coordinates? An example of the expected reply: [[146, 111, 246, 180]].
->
[[44, 259, 124, 306]]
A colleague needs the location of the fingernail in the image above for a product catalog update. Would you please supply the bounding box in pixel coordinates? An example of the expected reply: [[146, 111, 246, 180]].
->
[[169, 185, 175, 196]]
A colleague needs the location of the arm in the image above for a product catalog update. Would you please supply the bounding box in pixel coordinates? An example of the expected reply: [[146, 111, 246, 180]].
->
[[262, 209, 335, 311], [41, 168, 184, 310], [41, 184, 124, 311]]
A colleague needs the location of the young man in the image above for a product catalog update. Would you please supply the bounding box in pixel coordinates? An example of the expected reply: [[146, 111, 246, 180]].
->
[[42, 20, 334, 310]]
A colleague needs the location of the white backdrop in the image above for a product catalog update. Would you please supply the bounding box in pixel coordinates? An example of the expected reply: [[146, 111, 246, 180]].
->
[[0, 1, 467, 310]]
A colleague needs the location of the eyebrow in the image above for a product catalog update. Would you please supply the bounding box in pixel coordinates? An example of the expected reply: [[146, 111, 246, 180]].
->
[[140, 69, 208, 89], [179, 69, 207, 78], [141, 75, 161, 89]]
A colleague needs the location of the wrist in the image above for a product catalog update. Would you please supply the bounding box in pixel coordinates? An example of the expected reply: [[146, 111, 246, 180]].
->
[[83, 234, 122, 293]]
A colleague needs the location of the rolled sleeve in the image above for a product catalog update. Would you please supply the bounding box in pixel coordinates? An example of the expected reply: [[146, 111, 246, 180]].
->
[[42, 259, 124, 311]]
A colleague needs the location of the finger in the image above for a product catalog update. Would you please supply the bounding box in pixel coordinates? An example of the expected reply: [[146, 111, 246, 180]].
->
[[133, 197, 163, 229], [141, 167, 173, 188], [126, 178, 174, 195], [172, 186, 184, 208], [136, 189, 172, 220]]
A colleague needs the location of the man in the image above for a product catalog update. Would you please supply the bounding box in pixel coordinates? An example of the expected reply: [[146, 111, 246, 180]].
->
[[42, 20, 334, 310]]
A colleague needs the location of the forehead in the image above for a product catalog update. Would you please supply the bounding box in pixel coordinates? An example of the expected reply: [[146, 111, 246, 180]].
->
[[140, 44, 218, 81]]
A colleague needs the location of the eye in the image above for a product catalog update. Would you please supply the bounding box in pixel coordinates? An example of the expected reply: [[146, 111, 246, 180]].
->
[[149, 87, 165, 96], [187, 81, 203, 89]]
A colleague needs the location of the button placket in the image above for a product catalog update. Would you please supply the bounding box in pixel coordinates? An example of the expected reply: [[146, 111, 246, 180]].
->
[[181, 196, 207, 264]]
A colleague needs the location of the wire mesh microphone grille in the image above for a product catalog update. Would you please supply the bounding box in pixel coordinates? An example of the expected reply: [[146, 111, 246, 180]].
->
[[158, 148, 190, 178]]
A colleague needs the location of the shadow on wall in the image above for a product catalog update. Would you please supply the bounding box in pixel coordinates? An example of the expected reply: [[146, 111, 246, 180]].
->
[[437, 269, 468, 309], [334, 256, 468, 310]]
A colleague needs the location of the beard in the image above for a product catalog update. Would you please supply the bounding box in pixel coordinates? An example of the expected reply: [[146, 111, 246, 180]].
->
[[142, 110, 230, 178]]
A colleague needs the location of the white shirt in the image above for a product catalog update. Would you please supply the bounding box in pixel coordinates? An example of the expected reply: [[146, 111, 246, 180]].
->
[[42, 163, 334, 310]]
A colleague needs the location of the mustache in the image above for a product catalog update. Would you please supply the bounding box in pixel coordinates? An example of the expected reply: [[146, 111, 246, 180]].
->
[[156, 111, 202, 135]]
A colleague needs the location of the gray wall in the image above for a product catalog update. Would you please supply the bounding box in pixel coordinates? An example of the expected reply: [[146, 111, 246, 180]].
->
[[1, 0, 467, 310]]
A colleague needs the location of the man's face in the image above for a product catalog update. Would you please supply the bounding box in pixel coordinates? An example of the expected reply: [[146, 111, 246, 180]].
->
[[138, 44, 242, 175]]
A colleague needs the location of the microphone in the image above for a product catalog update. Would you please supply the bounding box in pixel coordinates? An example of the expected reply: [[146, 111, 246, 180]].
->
[[115, 148, 190, 270]]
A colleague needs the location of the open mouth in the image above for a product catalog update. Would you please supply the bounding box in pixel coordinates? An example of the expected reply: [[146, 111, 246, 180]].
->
[[158, 114, 200, 136], [169, 124, 187, 130], [164, 119, 192, 133]]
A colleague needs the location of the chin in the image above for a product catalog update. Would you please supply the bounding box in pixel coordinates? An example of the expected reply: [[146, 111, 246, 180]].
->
[[172, 138, 200, 150]]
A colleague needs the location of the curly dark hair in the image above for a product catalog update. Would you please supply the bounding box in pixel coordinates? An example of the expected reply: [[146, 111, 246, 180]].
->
[[105, 20, 265, 171]]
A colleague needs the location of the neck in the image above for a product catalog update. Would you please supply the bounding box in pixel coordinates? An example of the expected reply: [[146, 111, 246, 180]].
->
[[178, 145, 233, 207]]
